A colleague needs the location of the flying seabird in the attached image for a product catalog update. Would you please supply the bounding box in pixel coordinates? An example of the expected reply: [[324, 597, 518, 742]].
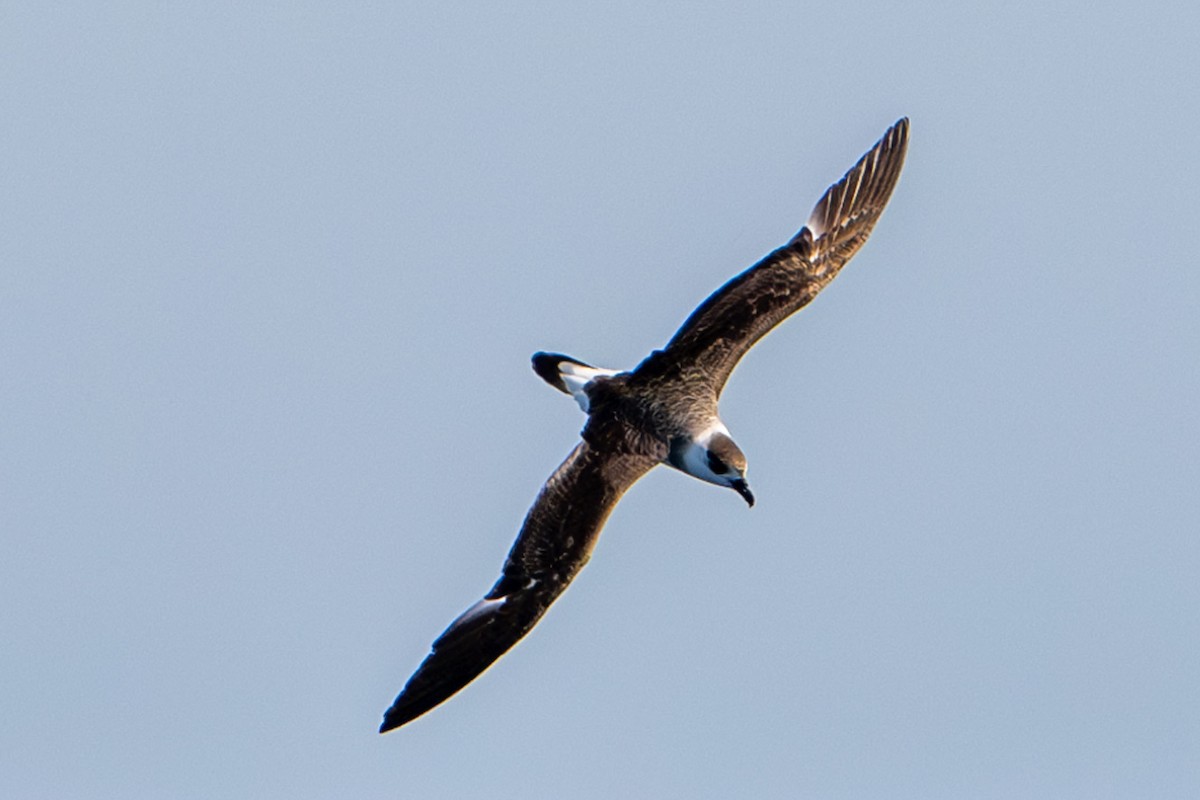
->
[[380, 118, 909, 733]]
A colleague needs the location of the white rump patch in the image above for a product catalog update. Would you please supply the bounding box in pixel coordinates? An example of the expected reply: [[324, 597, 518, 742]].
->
[[558, 362, 620, 412]]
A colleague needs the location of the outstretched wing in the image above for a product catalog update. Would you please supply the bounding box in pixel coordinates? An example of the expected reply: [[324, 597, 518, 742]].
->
[[635, 118, 908, 394], [379, 439, 659, 732]]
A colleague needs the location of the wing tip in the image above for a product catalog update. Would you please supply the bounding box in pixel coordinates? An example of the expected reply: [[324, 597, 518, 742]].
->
[[883, 117, 910, 167], [379, 703, 420, 734], [377, 581, 549, 734], [804, 116, 910, 240]]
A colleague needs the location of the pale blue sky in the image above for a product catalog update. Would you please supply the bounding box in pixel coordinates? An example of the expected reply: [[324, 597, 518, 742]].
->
[[2, 3, 1198, 798]]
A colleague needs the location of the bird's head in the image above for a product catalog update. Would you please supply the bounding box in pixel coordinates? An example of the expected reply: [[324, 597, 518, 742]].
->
[[669, 426, 754, 507], [704, 431, 754, 507]]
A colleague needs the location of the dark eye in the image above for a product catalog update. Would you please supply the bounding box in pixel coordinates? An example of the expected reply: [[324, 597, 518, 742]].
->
[[707, 451, 728, 474]]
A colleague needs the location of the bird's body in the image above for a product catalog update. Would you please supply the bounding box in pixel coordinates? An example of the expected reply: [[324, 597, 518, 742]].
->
[[380, 118, 909, 733]]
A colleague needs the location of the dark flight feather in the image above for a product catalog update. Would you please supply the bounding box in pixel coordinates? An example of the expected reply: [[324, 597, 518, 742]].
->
[[380, 435, 660, 732], [634, 118, 908, 394]]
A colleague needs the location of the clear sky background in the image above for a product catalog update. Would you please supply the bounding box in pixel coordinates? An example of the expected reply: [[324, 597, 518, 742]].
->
[[3, 3, 1197, 798]]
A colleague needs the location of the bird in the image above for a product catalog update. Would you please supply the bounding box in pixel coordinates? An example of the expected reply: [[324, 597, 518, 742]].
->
[[380, 118, 909, 733]]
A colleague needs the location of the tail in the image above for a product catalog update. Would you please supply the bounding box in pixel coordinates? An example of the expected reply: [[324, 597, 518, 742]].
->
[[531, 352, 593, 394], [531, 352, 620, 412]]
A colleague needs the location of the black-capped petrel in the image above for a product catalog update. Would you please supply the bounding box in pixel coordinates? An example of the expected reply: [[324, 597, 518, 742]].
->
[[380, 118, 909, 732]]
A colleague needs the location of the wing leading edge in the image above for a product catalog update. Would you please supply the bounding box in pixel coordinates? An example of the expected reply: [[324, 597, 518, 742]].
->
[[380, 440, 659, 732], [634, 118, 909, 393]]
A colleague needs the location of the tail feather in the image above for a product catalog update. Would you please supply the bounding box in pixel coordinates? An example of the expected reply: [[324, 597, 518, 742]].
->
[[531, 352, 619, 412], [531, 352, 595, 394]]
